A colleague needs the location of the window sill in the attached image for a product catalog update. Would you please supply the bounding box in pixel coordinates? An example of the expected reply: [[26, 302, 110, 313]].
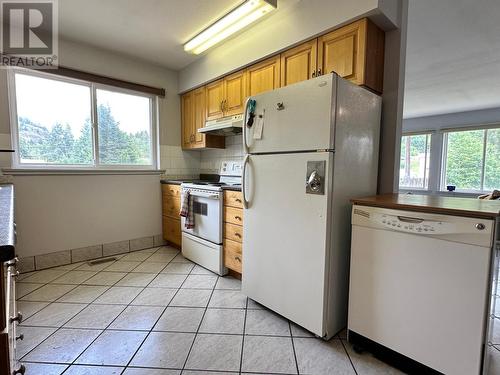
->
[[2, 168, 165, 176], [398, 189, 482, 198]]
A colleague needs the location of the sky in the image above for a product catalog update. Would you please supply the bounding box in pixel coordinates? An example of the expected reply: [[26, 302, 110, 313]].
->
[[15, 73, 151, 137]]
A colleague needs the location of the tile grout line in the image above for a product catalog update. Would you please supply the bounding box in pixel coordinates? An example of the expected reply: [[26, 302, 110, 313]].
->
[[288, 321, 300, 375], [180, 270, 219, 373], [121, 248, 190, 373], [238, 295, 249, 375], [18, 255, 134, 365], [18, 246, 171, 370], [66, 247, 177, 373], [340, 337, 359, 375]]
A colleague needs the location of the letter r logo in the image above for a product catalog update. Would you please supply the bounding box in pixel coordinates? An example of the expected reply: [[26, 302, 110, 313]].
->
[[1, 1, 54, 54]]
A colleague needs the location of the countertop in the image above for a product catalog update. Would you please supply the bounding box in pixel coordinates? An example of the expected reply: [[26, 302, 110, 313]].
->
[[351, 194, 500, 219], [0, 184, 15, 262]]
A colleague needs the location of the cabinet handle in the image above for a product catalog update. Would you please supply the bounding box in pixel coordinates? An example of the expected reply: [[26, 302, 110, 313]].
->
[[16, 333, 24, 341], [10, 312, 23, 324], [317, 68, 322, 76], [235, 216, 242, 221], [235, 233, 242, 238], [13, 365, 26, 375], [220, 100, 224, 112], [235, 256, 242, 262], [312, 71, 316, 78], [235, 198, 242, 203]]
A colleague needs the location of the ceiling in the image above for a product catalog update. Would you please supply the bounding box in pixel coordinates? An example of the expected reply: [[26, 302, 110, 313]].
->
[[59, 0, 243, 70], [404, 0, 500, 118]]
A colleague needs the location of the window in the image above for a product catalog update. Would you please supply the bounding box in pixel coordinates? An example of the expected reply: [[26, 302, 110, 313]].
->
[[442, 127, 500, 192], [10, 70, 156, 169], [399, 133, 431, 189]]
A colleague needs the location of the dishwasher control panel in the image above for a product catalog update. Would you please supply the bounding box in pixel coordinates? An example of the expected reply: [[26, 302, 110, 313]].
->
[[375, 214, 453, 234]]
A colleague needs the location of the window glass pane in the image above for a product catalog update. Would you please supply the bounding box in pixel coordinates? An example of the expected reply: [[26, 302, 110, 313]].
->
[[96, 89, 152, 165], [484, 128, 500, 191], [444, 129, 484, 191], [399, 134, 430, 189], [15, 73, 93, 165]]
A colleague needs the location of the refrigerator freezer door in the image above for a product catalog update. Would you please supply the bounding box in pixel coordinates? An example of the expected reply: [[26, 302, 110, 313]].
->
[[242, 151, 332, 336], [245, 74, 336, 154]]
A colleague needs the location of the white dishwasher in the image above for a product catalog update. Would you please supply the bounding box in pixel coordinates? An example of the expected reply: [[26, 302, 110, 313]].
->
[[348, 205, 495, 375]]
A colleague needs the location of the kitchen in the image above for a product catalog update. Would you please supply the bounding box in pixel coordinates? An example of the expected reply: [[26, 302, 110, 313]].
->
[[0, 0, 499, 374]]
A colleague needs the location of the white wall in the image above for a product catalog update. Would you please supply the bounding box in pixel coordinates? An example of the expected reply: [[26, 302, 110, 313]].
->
[[403, 107, 500, 133], [0, 39, 193, 257], [13, 174, 162, 258]]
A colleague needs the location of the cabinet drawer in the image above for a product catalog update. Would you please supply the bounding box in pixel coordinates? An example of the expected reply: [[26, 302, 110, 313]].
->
[[162, 197, 181, 219], [224, 239, 242, 273], [224, 222, 243, 243], [162, 216, 181, 247], [224, 190, 243, 208], [224, 206, 243, 226], [162, 184, 181, 198]]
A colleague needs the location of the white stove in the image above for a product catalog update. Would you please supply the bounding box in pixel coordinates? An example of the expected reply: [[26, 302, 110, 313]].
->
[[180, 161, 242, 275]]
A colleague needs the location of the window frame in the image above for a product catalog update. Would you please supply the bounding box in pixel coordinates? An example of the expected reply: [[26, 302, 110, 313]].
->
[[398, 130, 433, 191], [7, 68, 159, 171], [440, 125, 499, 194], [399, 124, 500, 195]]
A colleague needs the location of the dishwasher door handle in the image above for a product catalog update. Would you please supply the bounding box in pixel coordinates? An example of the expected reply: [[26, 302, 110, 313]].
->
[[397, 216, 425, 224]]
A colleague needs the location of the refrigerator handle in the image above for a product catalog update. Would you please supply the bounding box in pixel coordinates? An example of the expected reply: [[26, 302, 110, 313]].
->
[[243, 97, 251, 154], [242, 154, 250, 209]]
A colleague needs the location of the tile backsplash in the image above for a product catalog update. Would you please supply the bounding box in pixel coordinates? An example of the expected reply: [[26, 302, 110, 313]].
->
[[160, 145, 200, 179], [200, 135, 243, 174]]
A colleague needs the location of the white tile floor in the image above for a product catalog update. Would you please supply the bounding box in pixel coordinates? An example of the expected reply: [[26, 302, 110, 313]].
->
[[16, 245, 407, 374]]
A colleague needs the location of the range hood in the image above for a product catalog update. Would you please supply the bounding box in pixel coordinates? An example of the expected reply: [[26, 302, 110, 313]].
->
[[198, 114, 243, 136]]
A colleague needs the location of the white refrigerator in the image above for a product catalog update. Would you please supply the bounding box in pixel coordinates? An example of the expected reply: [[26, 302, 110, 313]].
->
[[241, 73, 382, 339]]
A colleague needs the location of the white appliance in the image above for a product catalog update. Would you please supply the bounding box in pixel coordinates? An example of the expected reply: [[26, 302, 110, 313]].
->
[[181, 161, 242, 275], [349, 205, 495, 375], [241, 73, 382, 339]]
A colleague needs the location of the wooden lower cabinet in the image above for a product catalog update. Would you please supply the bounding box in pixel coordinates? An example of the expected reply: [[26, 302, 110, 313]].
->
[[223, 190, 244, 274], [224, 239, 242, 274], [161, 184, 182, 248], [163, 216, 181, 248]]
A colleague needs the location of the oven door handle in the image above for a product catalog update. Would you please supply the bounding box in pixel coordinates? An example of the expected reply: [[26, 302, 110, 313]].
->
[[188, 192, 221, 200]]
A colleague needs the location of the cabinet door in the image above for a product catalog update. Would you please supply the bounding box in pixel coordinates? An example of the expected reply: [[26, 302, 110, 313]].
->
[[206, 79, 224, 120], [280, 39, 317, 87], [247, 55, 281, 96], [181, 91, 194, 149], [224, 70, 247, 116], [163, 216, 181, 247], [317, 19, 365, 84], [192, 86, 206, 146]]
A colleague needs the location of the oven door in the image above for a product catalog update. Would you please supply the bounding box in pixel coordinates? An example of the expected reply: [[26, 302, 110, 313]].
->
[[181, 188, 223, 244]]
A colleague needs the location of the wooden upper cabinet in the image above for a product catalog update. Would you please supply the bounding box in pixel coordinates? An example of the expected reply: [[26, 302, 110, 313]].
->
[[280, 39, 318, 87], [206, 79, 225, 121], [246, 55, 281, 96], [224, 70, 247, 116], [181, 91, 193, 149], [318, 18, 385, 93], [181, 87, 225, 150], [192, 86, 206, 146]]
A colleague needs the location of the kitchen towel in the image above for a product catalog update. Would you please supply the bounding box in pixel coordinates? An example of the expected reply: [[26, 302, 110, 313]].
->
[[180, 191, 194, 229]]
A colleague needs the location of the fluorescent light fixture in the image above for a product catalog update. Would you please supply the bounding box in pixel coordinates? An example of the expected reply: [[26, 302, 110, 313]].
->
[[184, 0, 277, 55]]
